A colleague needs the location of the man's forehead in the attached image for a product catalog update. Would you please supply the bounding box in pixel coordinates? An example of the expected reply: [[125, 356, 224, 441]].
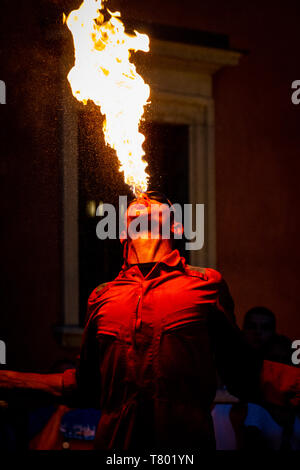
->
[[249, 313, 273, 324]]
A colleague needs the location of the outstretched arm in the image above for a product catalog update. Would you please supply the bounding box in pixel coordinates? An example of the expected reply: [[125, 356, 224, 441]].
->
[[0, 369, 77, 399], [0, 284, 109, 403]]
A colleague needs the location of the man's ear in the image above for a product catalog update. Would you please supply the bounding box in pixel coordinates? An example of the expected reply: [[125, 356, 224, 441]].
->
[[171, 221, 183, 237], [120, 230, 127, 242]]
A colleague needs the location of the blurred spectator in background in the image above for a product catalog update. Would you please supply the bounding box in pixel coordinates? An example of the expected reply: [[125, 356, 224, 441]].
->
[[212, 317, 300, 450], [243, 306, 276, 354], [244, 332, 299, 450]]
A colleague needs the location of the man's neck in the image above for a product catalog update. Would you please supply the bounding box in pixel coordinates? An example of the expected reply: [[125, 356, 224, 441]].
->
[[125, 239, 173, 264]]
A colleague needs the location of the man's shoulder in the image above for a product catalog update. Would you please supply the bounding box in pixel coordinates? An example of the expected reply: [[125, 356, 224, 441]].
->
[[83, 282, 112, 326], [95, 282, 109, 294], [88, 282, 111, 304], [185, 264, 223, 283]]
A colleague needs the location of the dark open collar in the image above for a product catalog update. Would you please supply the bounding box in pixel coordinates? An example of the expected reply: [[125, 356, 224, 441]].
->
[[121, 249, 184, 273]]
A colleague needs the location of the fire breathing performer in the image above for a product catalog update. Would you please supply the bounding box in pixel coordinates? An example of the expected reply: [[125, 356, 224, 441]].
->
[[0, 190, 299, 450]]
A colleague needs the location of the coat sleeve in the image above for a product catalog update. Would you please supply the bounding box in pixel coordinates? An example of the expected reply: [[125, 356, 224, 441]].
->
[[69, 283, 110, 407], [207, 276, 263, 403], [73, 313, 101, 408]]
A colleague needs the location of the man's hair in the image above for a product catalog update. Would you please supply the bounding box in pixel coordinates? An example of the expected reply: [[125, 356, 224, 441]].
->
[[243, 306, 276, 331]]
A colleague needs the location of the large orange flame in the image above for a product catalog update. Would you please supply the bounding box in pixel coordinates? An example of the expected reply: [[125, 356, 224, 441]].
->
[[65, 0, 150, 195]]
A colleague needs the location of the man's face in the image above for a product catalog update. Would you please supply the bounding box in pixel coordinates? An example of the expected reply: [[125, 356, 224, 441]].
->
[[243, 313, 275, 350], [124, 195, 174, 241]]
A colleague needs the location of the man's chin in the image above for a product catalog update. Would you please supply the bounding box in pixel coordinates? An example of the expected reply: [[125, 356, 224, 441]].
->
[[130, 234, 161, 241]]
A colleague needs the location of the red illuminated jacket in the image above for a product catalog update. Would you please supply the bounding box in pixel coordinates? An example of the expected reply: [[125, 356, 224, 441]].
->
[[62, 249, 299, 450]]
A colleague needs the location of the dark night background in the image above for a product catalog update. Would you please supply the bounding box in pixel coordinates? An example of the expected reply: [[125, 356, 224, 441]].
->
[[0, 0, 300, 372]]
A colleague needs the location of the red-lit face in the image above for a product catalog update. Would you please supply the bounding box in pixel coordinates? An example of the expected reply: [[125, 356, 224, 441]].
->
[[124, 195, 174, 241]]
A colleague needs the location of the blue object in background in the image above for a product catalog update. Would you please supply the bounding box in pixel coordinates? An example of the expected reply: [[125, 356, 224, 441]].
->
[[60, 408, 101, 441]]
